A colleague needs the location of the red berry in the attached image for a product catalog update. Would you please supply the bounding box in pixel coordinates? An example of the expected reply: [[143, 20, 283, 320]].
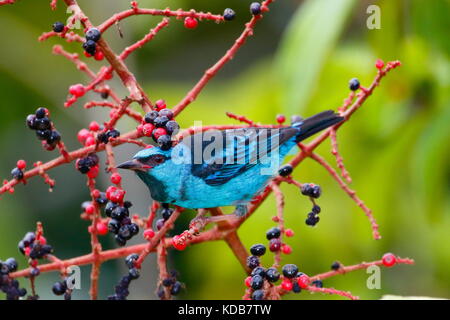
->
[[172, 235, 187, 251], [85, 203, 95, 214], [77, 129, 91, 144], [16, 160, 26, 170], [110, 173, 122, 185], [375, 59, 385, 69], [89, 121, 100, 132], [87, 165, 99, 179], [109, 188, 125, 203], [85, 136, 96, 146], [153, 127, 167, 140], [155, 99, 166, 111], [84, 51, 92, 58], [245, 276, 252, 288], [142, 123, 155, 137], [143, 229, 155, 240], [38, 236, 47, 245], [281, 244, 292, 255], [24, 247, 31, 256], [104, 71, 113, 80], [184, 17, 198, 29], [69, 84, 86, 97], [92, 189, 101, 198], [94, 50, 104, 61], [281, 279, 293, 291], [30, 259, 38, 268], [285, 229, 294, 237], [106, 186, 117, 199], [382, 253, 397, 267], [276, 114, 286, 124], [96, 222, 108, 235], [297, 274, 310, 289]]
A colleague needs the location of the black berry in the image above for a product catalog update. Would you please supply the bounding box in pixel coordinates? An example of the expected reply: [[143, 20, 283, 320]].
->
[[125, 254, 139, 269], [266, 227, 281, 240], [11, 168, 23, 180], [52, 281, 67, 295], [265, 267, 280, 282], [223, 8, 236, 21], [128, 268, 140, 280], [331, 261, 341, 270], [26, 114, 37, 129], [35, 107, 47, 119], [246, 255, 260, 270], [83, 40, 97, 55], [154, 116, 169, 128], [278, 164, 293, 177], [305, 212, 320, 226], [349, 78, 360, 91], [250, 2, 262, 15], [171, 281, 182, 295], [250, 244, 266, 256], [108, 219, 120, 233], [158, 108, 173, 120], [252, 289, 264, 300], [282, 264, 298, 278], [52, 22, 65, 33], [311, 280, 323, 288], [251, 266, 266, 278], [165, 120, 180, 135], [312, 204, 321, 214], [161, 207, 173, 221], [85, 28, 101, 42], [251, 275, 264, 290], [157, 135, 172, 151], [144, 111, 159, 124]]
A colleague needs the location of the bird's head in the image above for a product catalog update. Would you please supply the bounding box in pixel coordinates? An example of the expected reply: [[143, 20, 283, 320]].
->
[[117, 147, 172, 173]]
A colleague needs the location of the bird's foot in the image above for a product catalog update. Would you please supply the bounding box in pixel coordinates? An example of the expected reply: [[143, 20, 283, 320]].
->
[[233, 204, 248, 217]]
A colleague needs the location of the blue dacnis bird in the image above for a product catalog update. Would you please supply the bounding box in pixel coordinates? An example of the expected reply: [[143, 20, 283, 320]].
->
[[118, 110, 343, 216]]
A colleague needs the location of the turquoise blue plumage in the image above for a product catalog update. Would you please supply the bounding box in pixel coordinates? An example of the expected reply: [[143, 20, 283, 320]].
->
[[118, 110, 343, 214]]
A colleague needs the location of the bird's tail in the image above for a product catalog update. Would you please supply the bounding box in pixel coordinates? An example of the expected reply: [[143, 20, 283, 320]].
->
[[294, 110, 344, 143]]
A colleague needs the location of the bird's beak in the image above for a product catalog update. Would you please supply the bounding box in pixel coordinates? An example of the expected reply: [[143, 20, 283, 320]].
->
[[117, 159, 146, 171]]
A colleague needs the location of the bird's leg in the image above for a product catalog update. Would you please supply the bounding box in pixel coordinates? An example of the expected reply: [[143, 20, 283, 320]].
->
[[233, 204, 248, 217]]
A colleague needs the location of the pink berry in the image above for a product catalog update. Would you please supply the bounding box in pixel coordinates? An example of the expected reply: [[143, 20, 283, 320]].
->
[[110, 173, 122, 185], [85, 136, 96, 146], [143, 229, 155, 240], [155, 99, 166, 111], [142, 123, 155, 137], [184, 17, 198, 29], [89, 121, 100, 132], [96, 222, 108, 235], [382, 253, 397, 267], [375, 59, 385, 69], [297, 274, 310, 289], [281, 279, 293, 291], [285, 229, 294, 237], [281, 244, 292, 255], [245, 276, 252, 288], [16, 160, 26, 170], [153, 127, 167, 140], [77, 129, 91, 144], [94, 50, 104, 61], [172, 235, 187, 251], [69, 84, 86, 97], [87, 165, 99, 179], [38, 236, 47, 245], [85, 203, 95, 215], [276, 114, 286, 124]]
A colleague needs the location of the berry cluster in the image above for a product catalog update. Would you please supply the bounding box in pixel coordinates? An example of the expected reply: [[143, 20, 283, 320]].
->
[[105, 187, 139, 246], [158, 270, 184, 298], [305, 204, 321, 227], [97, 128, 120, 144], [52, 277, 74, 300], [82, 28, 104, 61], [0, 257, 27, 300], [107, 254, 140, 300], [26, 107, 61, 151], [137, 100, 179, 150], [75, 153, 99, 179], [18, 232, 53, 260]]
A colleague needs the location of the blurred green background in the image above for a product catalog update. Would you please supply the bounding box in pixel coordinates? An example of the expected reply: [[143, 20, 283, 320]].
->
[[0, 0, 448, 300]]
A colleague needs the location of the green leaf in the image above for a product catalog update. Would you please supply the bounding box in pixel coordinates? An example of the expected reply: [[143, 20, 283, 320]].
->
[[276, 0, 357, 115]]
